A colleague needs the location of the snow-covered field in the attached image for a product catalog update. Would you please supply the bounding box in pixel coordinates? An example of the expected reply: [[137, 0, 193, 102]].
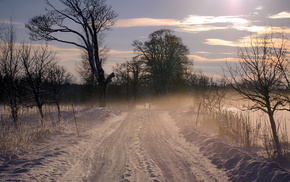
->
[[0, 107, 289, 181]]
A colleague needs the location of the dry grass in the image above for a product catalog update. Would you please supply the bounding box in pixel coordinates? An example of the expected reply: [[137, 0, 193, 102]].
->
[[0, 104, 84, 155], [192, 89, 290, 159], [0, 123, 33, 154], [204, 111, 262, 146]]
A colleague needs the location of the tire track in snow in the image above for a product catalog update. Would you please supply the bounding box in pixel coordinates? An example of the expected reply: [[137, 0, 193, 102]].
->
[[141, 110, 228, 182], [79, 109, 228, 182], [60, 112, 129, 182], [122, 111, 164, 182]]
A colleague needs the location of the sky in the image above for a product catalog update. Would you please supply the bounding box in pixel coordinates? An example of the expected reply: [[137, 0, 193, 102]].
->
[[0, 0, 290, 82]]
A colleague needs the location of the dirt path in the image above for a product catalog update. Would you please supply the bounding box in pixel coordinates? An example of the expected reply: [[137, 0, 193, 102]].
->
[[80, 109, 228, 182]]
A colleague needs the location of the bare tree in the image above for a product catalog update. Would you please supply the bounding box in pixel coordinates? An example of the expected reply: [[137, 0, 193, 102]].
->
[[0, 20, 24, 128], [26, 0, 118, 107], [47, 64, 73, 123], [127, 57, 146, 102], [113, 62, 130, 102], [274, 32, 290, 88], [114, 56, 145, 104], [225, 31, 290, 159], [21, 44, 56, 128]]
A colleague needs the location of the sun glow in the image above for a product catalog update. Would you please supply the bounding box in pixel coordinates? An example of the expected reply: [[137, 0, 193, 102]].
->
[[228, 0, 243, 14]]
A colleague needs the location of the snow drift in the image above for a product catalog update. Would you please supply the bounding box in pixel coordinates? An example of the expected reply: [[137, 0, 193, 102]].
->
[[179, 122, 290, 182]]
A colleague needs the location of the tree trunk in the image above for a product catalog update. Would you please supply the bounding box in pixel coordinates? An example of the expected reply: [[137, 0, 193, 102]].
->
[[37, 104, 45, 128], [56, 102, 61, 123], [267, 111, 283, 159], [99, 82, 107, 107], [11, 105, 18, 129]]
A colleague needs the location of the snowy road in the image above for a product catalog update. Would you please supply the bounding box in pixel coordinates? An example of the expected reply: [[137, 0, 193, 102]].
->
[[2, 107, 290, 181], [76, 109, 228, 182], [0, 108, 229, 181]]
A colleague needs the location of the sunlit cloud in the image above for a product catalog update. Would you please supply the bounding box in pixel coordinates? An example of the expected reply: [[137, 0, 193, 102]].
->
[[115, 14, 290, 35], [188, 54, 237, 62], [187, 54, 237, 78], [108, 50, 135, 62], [115, 14, 290, 36], [115, 15, 252, 33], [115, 18, 180, 27], [237, 26, 290, 35], [204, 39, 236, 47], [52, 47, 82, 62], [176, 25, 227, 33], [195, 51, 211, 54], [269, 11, 290, 19], [205, 33, 290, 53], [182, 15, 250, 26], [108, 50, 134, 55], [179, 15, 251, 33], [233, 25, 266, 33], [188, 54, 210, 61]]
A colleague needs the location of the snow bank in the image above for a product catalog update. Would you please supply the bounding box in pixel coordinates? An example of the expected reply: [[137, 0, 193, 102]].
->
[[181, 127, 290, 182]]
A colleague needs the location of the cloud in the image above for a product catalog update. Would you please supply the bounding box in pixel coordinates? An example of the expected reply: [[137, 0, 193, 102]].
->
[[52, 47, 81, 62], [0, 19, 24, 27], [269, 11, 290, 19], [176, 25, 227, 33], [255, 6, 263, 10], [9, 43, 82, 63], [115, 15, 252, 33], [179, 15, 252, 33], [187, 54, 237, 78], [195, 51, 211, 54], [108, 50, 134, 55], [204, 39, 236, 47], [115, 18, 180, 27], [233, 25, 268, 33], [115, 15, 290, 36], [204, 32, 290, 52], [108, 50, 135, 61], [188, 54, 237, 62], [237, 26, 290, 35], [182, 15, 250, 26]]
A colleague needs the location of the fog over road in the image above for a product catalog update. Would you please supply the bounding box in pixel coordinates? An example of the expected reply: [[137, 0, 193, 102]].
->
[[79, 109, 228, 182]]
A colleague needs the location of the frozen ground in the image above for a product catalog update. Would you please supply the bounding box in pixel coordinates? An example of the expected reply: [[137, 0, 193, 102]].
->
[[0, 107, 289, 181]]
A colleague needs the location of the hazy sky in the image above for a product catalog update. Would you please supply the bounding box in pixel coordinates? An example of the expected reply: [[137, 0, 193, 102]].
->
[[1, 0, 290, 81]]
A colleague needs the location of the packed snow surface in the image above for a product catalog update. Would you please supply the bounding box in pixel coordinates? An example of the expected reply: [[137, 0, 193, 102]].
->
[[0, 107, 289, 181]]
